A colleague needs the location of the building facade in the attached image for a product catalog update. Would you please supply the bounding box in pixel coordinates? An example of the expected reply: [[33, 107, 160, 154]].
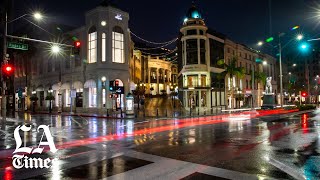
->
[[14, 2, 131, 112], [178, 4, 278, 110], [131, 49, 178, 95]]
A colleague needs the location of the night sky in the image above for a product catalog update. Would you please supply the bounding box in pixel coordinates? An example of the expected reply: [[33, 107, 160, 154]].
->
[[12, 0, 320, 49]]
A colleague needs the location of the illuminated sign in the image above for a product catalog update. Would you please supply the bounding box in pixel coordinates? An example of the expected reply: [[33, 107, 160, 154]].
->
[[115, 14, 122, 20]]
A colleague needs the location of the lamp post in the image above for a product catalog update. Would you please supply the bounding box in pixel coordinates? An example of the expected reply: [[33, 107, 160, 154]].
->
[[2, 12, 43, 113], [258, 32, 304, 107], [101, 76, 106, 108], [31, 90, 36, 113]]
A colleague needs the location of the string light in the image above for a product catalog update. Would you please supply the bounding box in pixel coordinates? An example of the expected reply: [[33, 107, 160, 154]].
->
[[140, 48, 178, 57], [135, 39, 178, 50], [130, 30, 178, 45]]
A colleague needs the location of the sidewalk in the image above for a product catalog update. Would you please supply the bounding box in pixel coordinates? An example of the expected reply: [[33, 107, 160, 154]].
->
[[10, 107, 227, 120]]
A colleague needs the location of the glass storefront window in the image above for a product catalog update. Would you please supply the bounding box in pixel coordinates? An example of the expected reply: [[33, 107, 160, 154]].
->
[[89, 88, 97, 107]]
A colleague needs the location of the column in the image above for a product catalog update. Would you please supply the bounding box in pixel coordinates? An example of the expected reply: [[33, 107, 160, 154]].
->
[[156, 68, 159, 94], [97, 80, 103, 109], [148, 68, 151, 94]]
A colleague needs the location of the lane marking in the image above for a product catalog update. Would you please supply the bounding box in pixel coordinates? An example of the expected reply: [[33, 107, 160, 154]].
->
[[268, 157, 306, 180]]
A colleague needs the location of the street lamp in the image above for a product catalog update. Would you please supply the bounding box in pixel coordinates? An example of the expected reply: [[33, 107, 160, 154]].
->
[[258, 31, 304, 107], [296, 34, 303, 41], [2, 11, 44, 112], [33, 12, 43, 20], [51, 44, 61, 54], [258, 41, 264, 46]]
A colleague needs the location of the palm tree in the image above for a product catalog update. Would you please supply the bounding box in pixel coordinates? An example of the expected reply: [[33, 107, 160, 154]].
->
[[253, 71, 267, 87], [217, 57, 245, 109]]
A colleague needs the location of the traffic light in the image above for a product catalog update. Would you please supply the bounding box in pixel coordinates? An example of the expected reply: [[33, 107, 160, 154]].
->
[[109, 94, 113, 98], [109, 81, 114, 91], [73, 41, 81, 55], [115, 80, 119, 87], [301, 91, 308, 97], [2, 64, 14, 79]]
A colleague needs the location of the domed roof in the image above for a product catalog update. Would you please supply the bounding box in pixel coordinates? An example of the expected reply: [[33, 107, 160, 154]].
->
[[186, 3, 202, 19]]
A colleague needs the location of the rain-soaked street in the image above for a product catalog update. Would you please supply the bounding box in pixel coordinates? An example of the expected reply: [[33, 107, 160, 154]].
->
[[0, 109, 320, 180]]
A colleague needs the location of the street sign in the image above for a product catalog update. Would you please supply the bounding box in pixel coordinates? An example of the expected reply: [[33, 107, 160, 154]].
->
[[7, 42, 28, 50], [115, 87, 124, 94], [71, 89, 76, 98]]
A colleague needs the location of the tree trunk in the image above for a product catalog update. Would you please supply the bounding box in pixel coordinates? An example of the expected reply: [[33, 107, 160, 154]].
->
[[230, 74, 233, 109]]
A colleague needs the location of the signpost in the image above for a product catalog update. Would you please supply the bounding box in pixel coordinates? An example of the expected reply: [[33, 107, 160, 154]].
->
[[7, 42, 28, 50]]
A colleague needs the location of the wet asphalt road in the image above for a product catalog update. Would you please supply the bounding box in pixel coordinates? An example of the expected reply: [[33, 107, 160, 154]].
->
[[0, 109, 319, 179]]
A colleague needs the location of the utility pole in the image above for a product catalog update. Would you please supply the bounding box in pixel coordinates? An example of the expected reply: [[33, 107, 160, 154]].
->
[[279, 34, 283, 107], [2, 12, 8, 113]]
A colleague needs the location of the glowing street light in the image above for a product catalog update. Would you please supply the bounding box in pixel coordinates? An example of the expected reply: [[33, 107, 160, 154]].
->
[[51, 45, 60, 54], [289, 72, 291, 75], [33, 12, 43, 20], [296, 34, 303, 41], [257, 41, 263, 46], [293, 64, 297, 67], [263, 61, 267, 65]]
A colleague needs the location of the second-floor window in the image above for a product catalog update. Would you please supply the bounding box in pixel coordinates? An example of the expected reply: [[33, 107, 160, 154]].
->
[[88, 26, 97, 63], [112, 26, 124, 63]]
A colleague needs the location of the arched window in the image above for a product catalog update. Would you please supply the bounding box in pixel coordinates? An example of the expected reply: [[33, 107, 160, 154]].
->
[[112, 26, 124, 63], [102, 33, 106, 62], [88, 26, 97, 63]]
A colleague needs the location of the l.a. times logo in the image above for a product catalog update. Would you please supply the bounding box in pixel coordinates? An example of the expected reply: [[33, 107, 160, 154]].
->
[[12, 125, 58, 169]]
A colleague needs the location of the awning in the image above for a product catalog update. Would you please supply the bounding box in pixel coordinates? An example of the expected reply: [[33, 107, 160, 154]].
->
[[73, 81, 83, 89], [52, 83, 59, 90], [36, 85, 44, 91], [61, 83, 71, 90], [84, 79, 96, 88]]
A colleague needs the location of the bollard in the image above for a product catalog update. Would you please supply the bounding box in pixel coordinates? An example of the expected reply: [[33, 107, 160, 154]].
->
[[107, 109, 109, 117], [165, 109, 168, 117], [198, 108, 200, 116], [121, 109, 123, 118], [156, 108, 159, 118], [204, 110, 206, 116], [143, 109, 146, 117]]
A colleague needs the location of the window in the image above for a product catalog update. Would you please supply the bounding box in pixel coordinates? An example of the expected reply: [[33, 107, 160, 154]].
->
[[186, 39, 198, 65], [112, 26, 124, 63], [200, 75, 206, 86], [187, 30, 197, 35], [88, 26, 97, 63], [200, 39, 206, 64], [187, 75, 198, 87], [199, 30, 204, 35], [65, 90, 70, 107], [89, 87, 97, 107], [102, 33, 106, 62]]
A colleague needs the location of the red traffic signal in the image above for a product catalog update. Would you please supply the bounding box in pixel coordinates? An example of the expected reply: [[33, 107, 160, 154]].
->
[[73, 41, 81, 55], [75, 41, 81, 47], [301, 92, 308, 97], [115, 80, 119, 87], [2, 64, 14, 75]]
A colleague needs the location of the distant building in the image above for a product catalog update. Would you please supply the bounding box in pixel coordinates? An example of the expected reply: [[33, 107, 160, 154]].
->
[[178, 3, 278, 110]]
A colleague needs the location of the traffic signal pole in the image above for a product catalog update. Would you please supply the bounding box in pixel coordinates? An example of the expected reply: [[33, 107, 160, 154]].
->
[[2, 12, 8, 113]]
